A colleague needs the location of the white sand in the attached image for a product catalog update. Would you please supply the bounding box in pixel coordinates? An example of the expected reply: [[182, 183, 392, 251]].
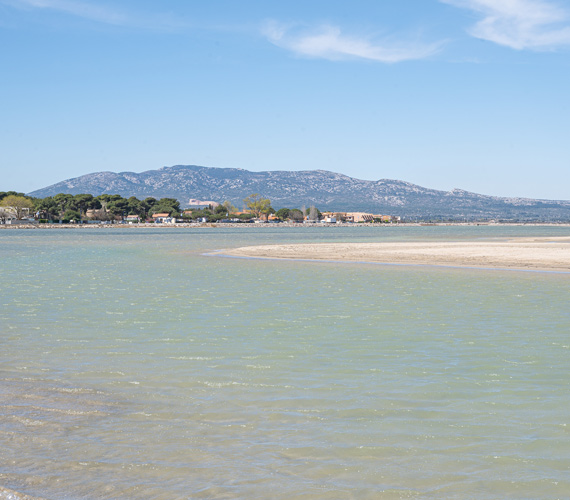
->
[[224, 236, 570, 272]]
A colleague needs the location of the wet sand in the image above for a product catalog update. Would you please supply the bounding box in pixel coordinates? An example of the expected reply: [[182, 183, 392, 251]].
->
[[0, 486, 46, 500], [223, 236, 570, 272]]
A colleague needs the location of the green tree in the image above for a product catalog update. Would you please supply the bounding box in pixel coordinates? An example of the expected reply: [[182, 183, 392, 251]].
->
[[126, 196, 142, 216], [53, 193, 75, 219], [0, 195, 34, 219], [244, 193, 271, 219], [0, 191, 26, 203], [275, 208, 290, 221], [35, 196, 58, 220], [139, 197, 157, 220], [95, 194, 122, 211], [214, 204, 227, 215], [150, 198, 181, 217], [106, 198, 129, 218], [265, 206, 276, 220], [73, 194, 95, 219], [236, 212, 254, 221], [62, 209, 81, 223]]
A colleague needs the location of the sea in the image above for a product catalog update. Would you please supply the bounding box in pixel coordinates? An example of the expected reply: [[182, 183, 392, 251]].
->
[[1, 225, 569, 500]]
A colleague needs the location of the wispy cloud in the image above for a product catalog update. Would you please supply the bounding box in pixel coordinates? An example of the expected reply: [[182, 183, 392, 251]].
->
[[3, 0, 127, 25], [262, 21, 444, 63], [442, 0, 570, 49], [1, 0, 189, 30]]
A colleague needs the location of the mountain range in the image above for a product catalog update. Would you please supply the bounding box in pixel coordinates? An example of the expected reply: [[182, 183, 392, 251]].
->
[[28, 165, 570, 221]]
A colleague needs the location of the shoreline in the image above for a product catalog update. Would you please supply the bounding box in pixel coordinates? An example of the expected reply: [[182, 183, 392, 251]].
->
[[2, 221, 570, 230], [221, 237, 570, 273]]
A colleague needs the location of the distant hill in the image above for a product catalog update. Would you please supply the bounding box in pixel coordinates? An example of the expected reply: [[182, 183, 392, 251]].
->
[[28, 164, 570, 221]]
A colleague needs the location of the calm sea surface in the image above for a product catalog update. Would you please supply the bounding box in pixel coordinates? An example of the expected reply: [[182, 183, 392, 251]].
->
[[1, 225, 569, 499]]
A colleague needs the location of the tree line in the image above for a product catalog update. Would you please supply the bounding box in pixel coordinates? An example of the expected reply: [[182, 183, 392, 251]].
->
[[0, 192, 181, 223], [0, 191, 323, 223], [242, 194, 322, 222]]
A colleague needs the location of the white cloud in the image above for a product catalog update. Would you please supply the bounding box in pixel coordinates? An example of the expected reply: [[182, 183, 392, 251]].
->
[[262, 21, 443, 63], [4, 0, 127, 25], [442, 0, 570, 49], [1, 0, 189, 30]]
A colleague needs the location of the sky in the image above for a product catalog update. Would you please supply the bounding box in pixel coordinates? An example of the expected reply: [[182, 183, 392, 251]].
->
[[1, 0, 569, 200]]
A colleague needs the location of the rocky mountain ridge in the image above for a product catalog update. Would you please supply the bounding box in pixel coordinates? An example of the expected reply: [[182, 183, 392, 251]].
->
[[28, 165, 570, 220]]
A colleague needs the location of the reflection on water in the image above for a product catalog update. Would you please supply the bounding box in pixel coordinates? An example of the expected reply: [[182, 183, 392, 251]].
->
[[1, 226, 570, 499]]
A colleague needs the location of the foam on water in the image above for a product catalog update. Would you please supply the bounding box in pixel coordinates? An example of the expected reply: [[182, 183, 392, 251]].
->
[[1, 225, 570, 499]]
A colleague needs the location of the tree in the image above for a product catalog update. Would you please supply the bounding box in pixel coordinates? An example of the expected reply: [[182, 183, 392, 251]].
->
[[289, 209, 304, 222], [62, 209, 81, 223], [307, 206, 321, 221], [150, 198, 181, 217], [275, 208, 290, 221], [73, 194, 95, 219], [126, 196, 142, 216], [95, 194, 122, 211], [139, 197, 157, 220], [89, 209, 114, 221], [106, 198, 129, 218], [264, 206, 276, 220], [0, 191, 26, 203], [0, 195, 34, 219], [236, 212, 254, 221], [244, 193, 271, 219], [53, 193, 75, 219], [214, 204, 227, 215], [222, 200, 237, 216], [35, 196, 58, 220]]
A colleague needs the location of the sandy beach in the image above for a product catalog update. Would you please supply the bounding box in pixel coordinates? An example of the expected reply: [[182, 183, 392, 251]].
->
[[224, 236, 570, 272]]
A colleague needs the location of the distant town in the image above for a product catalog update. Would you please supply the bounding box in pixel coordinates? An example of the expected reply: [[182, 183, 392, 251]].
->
[[0, 191, 401, 225]]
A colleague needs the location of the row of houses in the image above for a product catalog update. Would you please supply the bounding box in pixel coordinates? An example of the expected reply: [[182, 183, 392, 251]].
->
[[320, 212, 401, 223], [52, 197, 402, 224], [181, 199, 401, 224], [149, 211, 401, 225], [1, 206, 400, 225]]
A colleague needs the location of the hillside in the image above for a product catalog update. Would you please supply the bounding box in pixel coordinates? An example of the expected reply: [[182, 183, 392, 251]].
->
[[28, 165, 570, 221]]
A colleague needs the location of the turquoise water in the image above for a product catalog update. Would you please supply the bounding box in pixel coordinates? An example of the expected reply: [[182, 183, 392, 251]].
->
[[1, 226, 569, 499]]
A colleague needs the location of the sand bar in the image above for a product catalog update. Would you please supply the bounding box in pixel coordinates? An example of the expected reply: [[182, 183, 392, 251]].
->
[[223, 236, 570, 272]]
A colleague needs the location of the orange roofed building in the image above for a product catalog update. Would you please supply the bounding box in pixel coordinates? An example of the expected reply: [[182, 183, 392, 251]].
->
[[152, 213, 175, 223]]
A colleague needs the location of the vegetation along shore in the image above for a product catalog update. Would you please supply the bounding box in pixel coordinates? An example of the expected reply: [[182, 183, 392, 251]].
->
[[3, 191, 570, 227]]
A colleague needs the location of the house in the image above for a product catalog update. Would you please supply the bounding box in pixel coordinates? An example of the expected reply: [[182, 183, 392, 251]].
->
[[380, 215, 400, 223], [152, 213, 175, 224], [0, 207, 17, 224], [318, 212, 400, 223], [346, 212, 382, 223]]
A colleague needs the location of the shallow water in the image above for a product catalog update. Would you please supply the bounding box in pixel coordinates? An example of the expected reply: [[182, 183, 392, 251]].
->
[[1, 225, 569, 499]]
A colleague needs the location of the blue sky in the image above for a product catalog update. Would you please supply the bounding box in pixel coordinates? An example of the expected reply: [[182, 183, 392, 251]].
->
[[1, 0, 569, 199]]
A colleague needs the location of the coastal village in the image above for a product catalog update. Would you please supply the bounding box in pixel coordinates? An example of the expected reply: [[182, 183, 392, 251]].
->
[[0, 192, 401, 225]]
